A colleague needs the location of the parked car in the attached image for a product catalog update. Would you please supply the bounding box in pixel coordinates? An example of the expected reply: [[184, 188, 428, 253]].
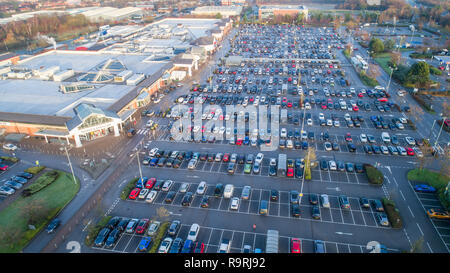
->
[[46, 218, 61, 233]]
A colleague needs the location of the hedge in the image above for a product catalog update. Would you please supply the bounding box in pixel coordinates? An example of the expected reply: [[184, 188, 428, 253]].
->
[[0, 156, 19, 163], [85, 216, 112, 247], [24, 166, 46, 174], [148, 221, 170, 253], [21, 171, 59, 197], [381, 198, 403, 229], [429, 66, 442, 76], [359, 71, 379, 87], [364, 164, 384, 185], [120, 177, 139, 200]]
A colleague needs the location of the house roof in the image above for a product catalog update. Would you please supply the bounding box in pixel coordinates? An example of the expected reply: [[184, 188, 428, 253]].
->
[[0, 111, 70, 126]]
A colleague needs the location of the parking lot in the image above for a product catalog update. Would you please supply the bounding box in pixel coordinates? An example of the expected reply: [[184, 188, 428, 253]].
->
[[93, 215, 399, 253], [82, 24, 447, 253]]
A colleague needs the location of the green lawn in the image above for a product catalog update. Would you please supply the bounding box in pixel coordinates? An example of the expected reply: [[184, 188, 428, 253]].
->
[[0, 171, 79, 253], [408, 168, 450, 210], [373, 53, 393, 75]]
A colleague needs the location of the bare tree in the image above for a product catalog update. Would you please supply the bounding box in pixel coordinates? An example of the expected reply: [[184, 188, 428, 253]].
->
[[367, 64, 381, 79], [21, 199, 51, 226]]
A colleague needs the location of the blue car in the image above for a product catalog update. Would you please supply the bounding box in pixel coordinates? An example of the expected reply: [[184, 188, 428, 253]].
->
[[414, 184, 436, 193], [149, 158, 158, 166], [181, 239, 194, 253], [138, 237, 152, 252], [46, 218, 61, 233]]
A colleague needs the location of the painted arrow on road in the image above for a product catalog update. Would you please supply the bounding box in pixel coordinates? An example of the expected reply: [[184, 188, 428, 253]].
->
[[326, 187, 341, 191]]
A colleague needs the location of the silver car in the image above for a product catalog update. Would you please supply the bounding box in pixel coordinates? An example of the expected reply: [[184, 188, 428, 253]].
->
[[241, 186, 251, 200], [147, 221, 161, 236], [0, 186, 15, 195]]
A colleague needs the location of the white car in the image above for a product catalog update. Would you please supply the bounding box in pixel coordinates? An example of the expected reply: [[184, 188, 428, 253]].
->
[[161, 180, 173, 191], [255, 153, 264, 164], [196, 181, 207, 195], [147, 221, 160, 236], [307, 118, 313, 126], [224, 184, 234, 199], [145, 190, 157, 203], [158, 237, 173, 253], [3, 143, 17, 151], [230, 197, 240, 210], [328, 160, 337, 171], [188, 159, 198, 169], [319, 113, 325, 120], [405, 137, 416, 146], [333, 120, 340, 127], [320, 194, 330, 208], [179, 183, 189, 193], [280, 128, 287, 138], [149, 148, 158, 157], [326, 119, 333, 126], [381, 132, 391, 143], [360, 134, 368, 143], [187, 223, 200, 241], [138, 188, 149, 199]]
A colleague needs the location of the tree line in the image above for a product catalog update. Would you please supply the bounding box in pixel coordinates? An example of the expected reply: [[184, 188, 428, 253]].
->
[[0, 14, 99, 52]]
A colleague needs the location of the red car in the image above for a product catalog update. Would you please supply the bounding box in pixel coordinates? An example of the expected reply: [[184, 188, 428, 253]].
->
[[358, 93, 364, 98], [236, 139, 243, 146], [223, 153, 230, 162], [194, 242, 205, 253], [145, 178, 156, 189], [287, 102, 292, 108], [249, 96, 254, 102], [135, 219, 149, 234], [0, 164, 9, 171], [378, 98, 388, 102], [406, 147, 415, 156], [345, 133, 352, 142], [352, 105, 359, 111], [291, 238, 302, 253], [321, 104, 327, 109], [287, 168, 294, 177], [129, 188, 140, 200]]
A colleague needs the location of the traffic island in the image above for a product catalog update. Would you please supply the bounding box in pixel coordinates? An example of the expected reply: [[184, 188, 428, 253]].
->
[[0, 170, 79, 253], [408, 168, 450, 210], [382, 198, 403, 229], [364, 164, 384, 186]]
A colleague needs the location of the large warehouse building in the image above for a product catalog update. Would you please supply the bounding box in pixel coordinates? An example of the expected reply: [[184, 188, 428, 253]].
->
[[0, 17, 232, 148], [258, 5, 308, 21]]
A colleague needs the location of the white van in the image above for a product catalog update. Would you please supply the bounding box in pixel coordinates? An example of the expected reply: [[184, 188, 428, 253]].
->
[[224, 184, 234, 199], [381, 132, 391, 143]]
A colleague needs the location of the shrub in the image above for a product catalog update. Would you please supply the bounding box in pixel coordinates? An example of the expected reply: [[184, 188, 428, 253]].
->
[[120, 177, 139, 200], [429, 66, 442, 75], [0, 156, 19, 163], [364, 164, 384, 185], [381, 198, 403, 229], [85, 216, 112, 247], [359, 71, 379, 87], [24, 166, 46, 174], [148, 221, 170, 253], [21, 171, 59, 197]]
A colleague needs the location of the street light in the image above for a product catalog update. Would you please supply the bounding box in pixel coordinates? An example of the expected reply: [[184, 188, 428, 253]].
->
[[63, 145, 77, 185]]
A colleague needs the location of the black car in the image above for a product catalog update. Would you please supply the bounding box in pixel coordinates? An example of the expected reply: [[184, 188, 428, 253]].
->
[[164, 191, 176, 203], [309, 193, 319, 205], [46, 218, 61, 233], [181, 192, 194, 206], [116, 218, 130, 232], [320, 160, 328, 170], [311, 205, 321, 219], [17, 172, 33, 179], [153, 180, 164, 191], [291, 204, 301, 217], [200, 196, 210, 208], [157, 157, 166, 167], [360, 197, 370, 208], [355, 163, 364, 173], [104, 228, 120, 248], [270, 189, 279, 201], [347, 142, 356, 152], [214, 184, 224, 197], [94, 227, 111, 247]]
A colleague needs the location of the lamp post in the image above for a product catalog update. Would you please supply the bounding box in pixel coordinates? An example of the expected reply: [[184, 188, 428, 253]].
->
[[64, 146, 77, 185], [434, 115, 446, 148]]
